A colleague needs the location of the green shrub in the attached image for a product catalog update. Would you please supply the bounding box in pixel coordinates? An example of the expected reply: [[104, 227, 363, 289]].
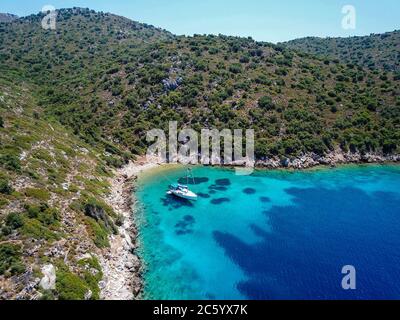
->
[[56, 264, 88, 300], [275, 67, 288, 76], [229, 63, 242, 74], [0, 198, 9, 210], [105, 156, 124, 168], [85, 218, 110, 248], [239, 56, 250, 63], [0, 244, 25, 276], [37, 206, 60, 226], [0, 178, 13, 195], [0, 115, 3, 128], [1, 225, 12, 237], [258, 96, 275, 110], [330, 105, 338, 113], [40, 290, 56, 300], [0, 154, 21, 172], [25, 188, 51, 201], [33, 149, 53, 162], [21, 219, 58, 241], [6, 212, 24, 230], [77, 257, 103, 300], [25, 204, 43, 219]]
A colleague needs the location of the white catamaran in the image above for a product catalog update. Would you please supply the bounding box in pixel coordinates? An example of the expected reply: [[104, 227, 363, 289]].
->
[[167, 169, 198, 201]]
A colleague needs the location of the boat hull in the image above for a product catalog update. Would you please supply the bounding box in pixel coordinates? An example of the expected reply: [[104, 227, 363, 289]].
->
[[167, 190, 198, 201]]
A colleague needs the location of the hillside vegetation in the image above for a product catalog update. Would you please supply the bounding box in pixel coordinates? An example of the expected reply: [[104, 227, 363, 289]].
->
[[0, 76, 121, 299], [1, 8, 399, 161], [284, 30, 400, 73]]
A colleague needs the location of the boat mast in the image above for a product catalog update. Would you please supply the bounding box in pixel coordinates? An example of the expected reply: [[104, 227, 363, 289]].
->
[[187, 168, 195, 185]]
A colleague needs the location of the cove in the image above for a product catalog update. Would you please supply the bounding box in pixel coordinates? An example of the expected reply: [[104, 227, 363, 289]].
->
[[136, 165, 400, 300]]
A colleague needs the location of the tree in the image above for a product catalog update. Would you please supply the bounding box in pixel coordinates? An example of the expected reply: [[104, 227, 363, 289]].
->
[[258, 96, 275, 110], [239, 56, 250, 63], [6, 213, 24, 230], [0, 154, 21, 172], [229, 63, 242, 74], [0, 244, 25, 276], [0, 178, 13, 195]]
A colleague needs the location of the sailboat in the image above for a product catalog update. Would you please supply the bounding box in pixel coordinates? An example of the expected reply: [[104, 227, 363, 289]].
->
[[167, 168, 198, 201]]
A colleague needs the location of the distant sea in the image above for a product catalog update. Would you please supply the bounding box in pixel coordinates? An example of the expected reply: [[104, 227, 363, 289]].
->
[[136, 165, 400, 300]]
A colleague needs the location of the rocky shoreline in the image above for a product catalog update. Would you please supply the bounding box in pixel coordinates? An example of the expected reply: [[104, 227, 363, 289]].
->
[[256, 151, 400, 169], [99, 160, 158, 300]]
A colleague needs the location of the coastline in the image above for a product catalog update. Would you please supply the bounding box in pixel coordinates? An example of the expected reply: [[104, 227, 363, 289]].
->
[[255, 151, 400, 169], [100, 152, 399, 300], [99, 158, 158, 300]]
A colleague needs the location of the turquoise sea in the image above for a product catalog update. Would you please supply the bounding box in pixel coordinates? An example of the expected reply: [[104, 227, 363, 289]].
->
[[136, 165, 400, 300]]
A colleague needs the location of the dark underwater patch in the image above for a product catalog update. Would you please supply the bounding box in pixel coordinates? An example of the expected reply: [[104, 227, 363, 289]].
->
[[175, 215, 196, 235], [260, 197, 271, 203], [243, 188, 256, 195], [176, 229, 193, 236], [211, 198, 230, 205], [215, 178, 231, 186], [209, 185, 228, 192], [161, 195, 194, 209], [198, 192, 211, 199]]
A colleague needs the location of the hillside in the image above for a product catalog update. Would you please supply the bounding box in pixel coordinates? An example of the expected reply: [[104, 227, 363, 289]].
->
[[0, 8, 399, 299], [0, 13, 18, 23], [1, 8, 399, 161], [0, 73, 137, 299], [283, 30, 400, 73]]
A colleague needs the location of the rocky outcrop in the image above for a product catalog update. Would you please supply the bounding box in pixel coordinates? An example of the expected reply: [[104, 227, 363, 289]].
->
[[162, 77, 183, 91], [256, 151, 400, 169]]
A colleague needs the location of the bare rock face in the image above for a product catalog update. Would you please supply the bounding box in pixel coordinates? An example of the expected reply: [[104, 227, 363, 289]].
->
[[39, 264, 56, 291], [162, 77, 183, 91], [84, 202, 116, 234]]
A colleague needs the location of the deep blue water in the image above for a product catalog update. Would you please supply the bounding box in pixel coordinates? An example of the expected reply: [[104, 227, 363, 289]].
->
[[136, 165, 400, 300]]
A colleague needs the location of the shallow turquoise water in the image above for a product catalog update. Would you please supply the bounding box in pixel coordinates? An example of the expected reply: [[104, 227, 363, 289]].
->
[[136, 165, 400, 300]]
